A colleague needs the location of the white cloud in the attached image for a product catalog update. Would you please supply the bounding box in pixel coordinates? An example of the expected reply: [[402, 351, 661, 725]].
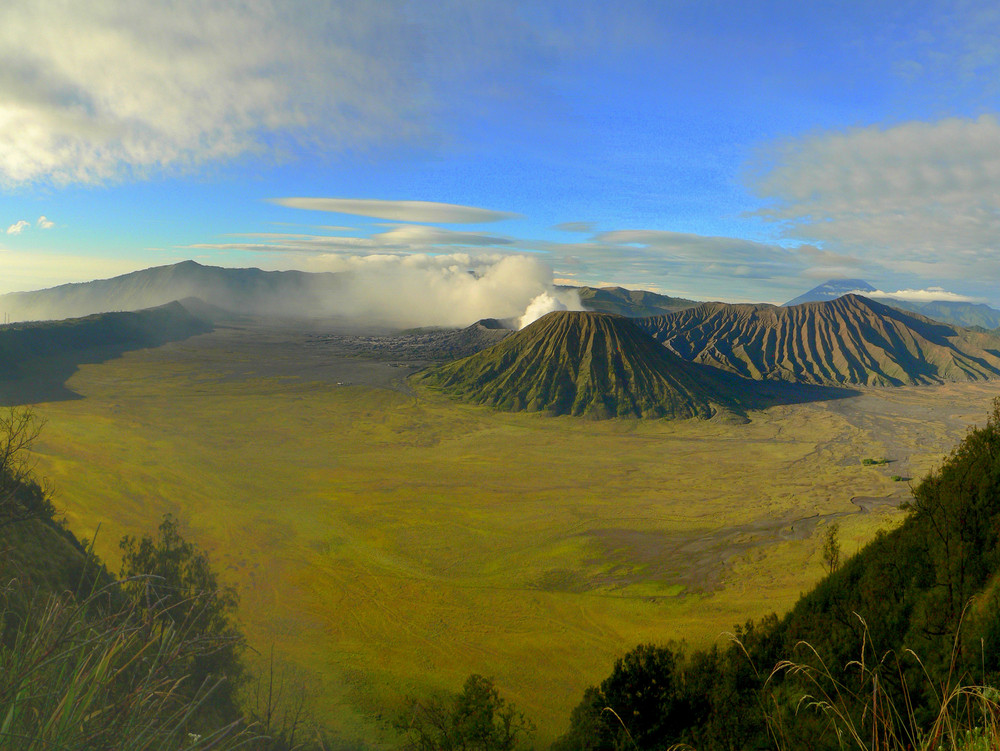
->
[[868, 287, 979, 303], [36, 216, 53, 229], [552, 221, 596, 232], [0, 2, 656, 188], [750, 115, 1000, 284], [375, 225, 513, 246], [268, 198, 519, 224], [0, 2, 430, 186], [6, 220, 29, 235]]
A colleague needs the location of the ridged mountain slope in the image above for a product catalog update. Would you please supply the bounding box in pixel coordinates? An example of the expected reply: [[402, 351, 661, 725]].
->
[[639, 295, 1000, 386], [416, 311, 746, 419]]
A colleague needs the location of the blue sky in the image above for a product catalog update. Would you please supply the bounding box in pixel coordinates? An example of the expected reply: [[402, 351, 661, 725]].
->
[[3, 1, 1000, 307]]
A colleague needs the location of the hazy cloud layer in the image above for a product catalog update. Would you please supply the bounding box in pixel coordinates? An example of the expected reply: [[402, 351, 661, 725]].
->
[[552, 221, 596, 232], [751, 115, 1000, 283], [191, 225, 514, 254], [269, 198, 519, 224], [534, 229, 824, 303], [0, 252, 143, 294]]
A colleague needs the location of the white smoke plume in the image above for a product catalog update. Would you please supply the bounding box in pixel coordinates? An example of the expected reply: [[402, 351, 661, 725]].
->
[[518, 292, 572, 329], [280, 252, 584, 328]]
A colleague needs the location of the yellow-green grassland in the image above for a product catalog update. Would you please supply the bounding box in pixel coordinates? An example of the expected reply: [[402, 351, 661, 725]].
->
[[23, 324, 1000, 746]]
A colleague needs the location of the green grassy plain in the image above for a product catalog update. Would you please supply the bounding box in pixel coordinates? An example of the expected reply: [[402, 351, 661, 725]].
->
[[23, 329, 1000, 747]]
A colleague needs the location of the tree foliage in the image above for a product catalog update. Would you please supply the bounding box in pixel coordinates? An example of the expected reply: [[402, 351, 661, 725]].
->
[[119, 514, 245, 726], [0, 406, 53, 528], [403, 674, 534, 751], [820, 522, 840, 573]]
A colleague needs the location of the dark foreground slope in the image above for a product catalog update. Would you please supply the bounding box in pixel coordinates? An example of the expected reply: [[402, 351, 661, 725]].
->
[[640, 294, 1000, 386], [416, 311, 751, 419], [555, 399, 1000, 751], [0, 300, 212, 404]]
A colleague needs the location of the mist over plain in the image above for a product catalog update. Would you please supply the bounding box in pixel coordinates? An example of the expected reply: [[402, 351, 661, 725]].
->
[[0, 253, 583, 330]]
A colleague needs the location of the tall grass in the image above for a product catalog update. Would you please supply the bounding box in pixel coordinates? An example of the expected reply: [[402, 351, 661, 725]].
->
[[0, 578, 252, 750], [762, 617, 1000, 751]]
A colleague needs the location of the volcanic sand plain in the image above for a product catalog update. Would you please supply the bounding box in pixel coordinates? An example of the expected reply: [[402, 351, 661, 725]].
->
[[23, 321, 1000, 746]]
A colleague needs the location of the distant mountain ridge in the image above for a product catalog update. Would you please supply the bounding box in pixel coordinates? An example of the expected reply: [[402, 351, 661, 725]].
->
[[639, 295, 1000, 386], [570, 286, 699, 318], [783, 279, 875, 306], [785, 279, 1000, 329], [888, 298, 1000, 330], [0, 261, 346, 323], [416, 311, 748, 419]]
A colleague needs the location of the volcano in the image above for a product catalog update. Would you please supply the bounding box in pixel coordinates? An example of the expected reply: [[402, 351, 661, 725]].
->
[[416, 311, 749, 419]]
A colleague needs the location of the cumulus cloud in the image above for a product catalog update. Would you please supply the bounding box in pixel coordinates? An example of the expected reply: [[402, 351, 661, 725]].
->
[[750, 115, 1000, 284], [187, 218, 580, 327], [6, 220, 29, 235], [268, 198, 519, 224], [36, 216, 53, 229], [0, 2, 430, 186]]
